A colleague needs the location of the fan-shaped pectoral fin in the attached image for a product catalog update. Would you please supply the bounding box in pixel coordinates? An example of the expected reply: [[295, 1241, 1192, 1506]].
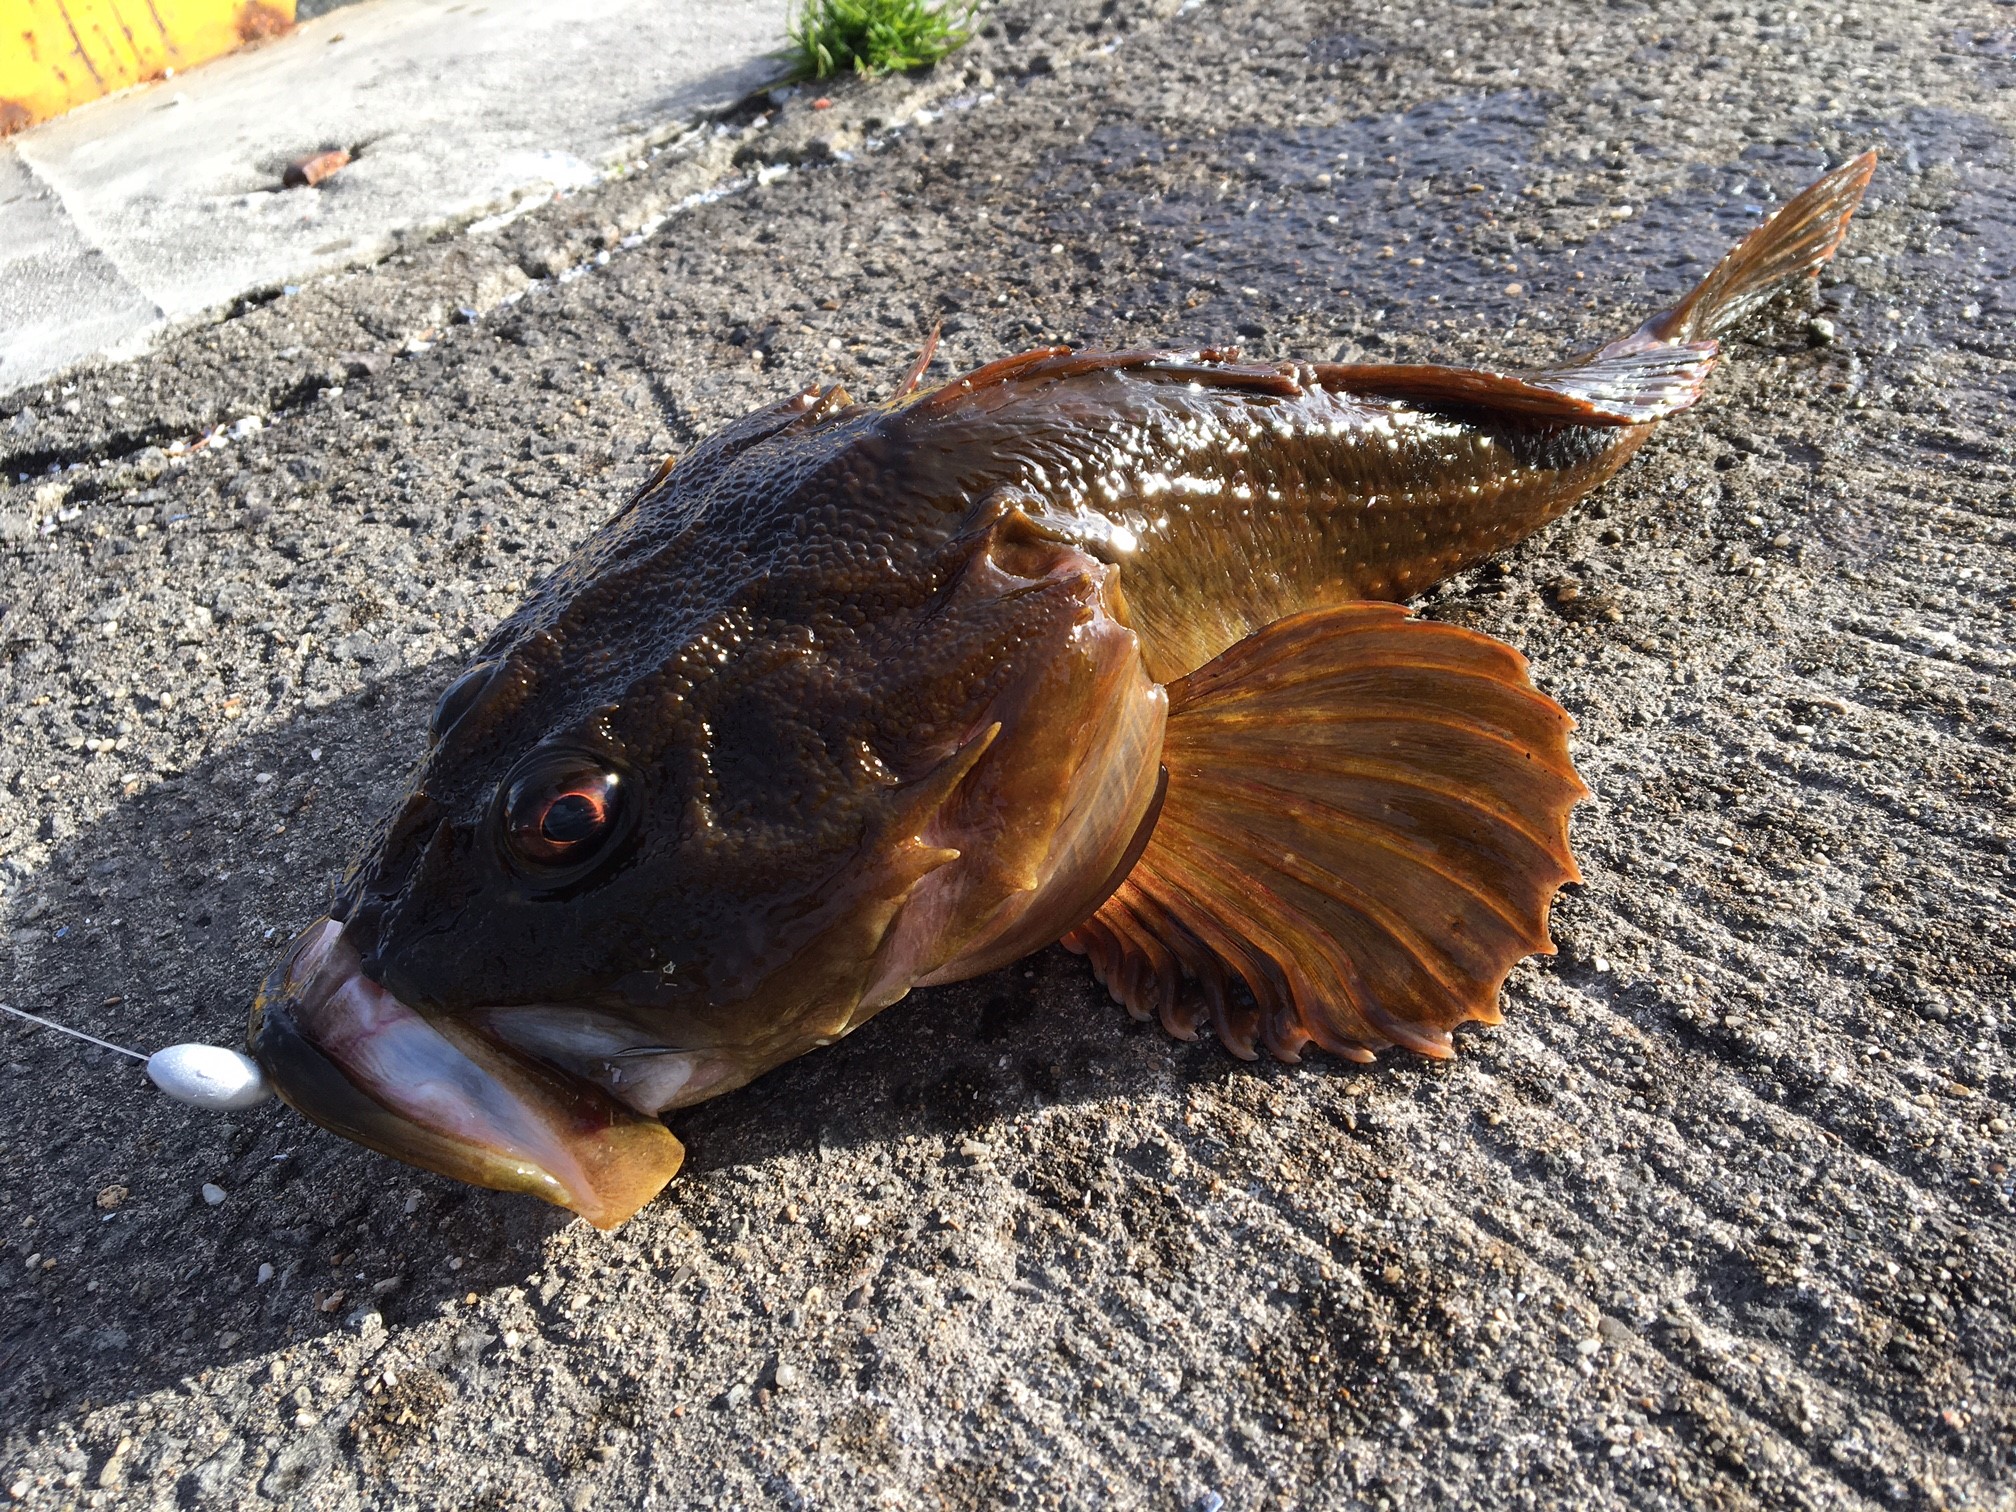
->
[[1062, 603, 1587, 1062]]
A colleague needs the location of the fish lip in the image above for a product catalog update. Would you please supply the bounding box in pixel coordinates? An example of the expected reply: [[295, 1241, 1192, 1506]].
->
[[248, 918, 684, 1229]]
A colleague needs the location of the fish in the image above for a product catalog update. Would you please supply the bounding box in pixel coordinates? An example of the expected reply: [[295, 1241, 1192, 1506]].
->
[[247, 152, 1875, 1228]]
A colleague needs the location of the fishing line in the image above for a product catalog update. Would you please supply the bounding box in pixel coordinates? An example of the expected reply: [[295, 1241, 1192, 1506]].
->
[[0, 1001, 148, 1061], [0, 1000, 272, 1110]]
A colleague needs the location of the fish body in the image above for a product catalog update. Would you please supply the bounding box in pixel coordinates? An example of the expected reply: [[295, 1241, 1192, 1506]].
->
[[249, 153, 1875, 1226]]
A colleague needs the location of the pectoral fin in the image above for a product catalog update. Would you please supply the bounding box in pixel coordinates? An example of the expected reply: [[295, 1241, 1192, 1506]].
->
[[1061, 603, 1586, 1063]]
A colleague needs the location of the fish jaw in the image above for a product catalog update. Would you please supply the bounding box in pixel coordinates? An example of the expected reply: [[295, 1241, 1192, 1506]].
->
[[464, 1005, 753, 1114], [248, 918, 685, 1229]]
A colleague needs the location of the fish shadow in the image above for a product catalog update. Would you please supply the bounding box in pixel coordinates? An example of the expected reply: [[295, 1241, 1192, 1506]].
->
[[0, 662, 570, 1433], [0, 658, 1375, 1436]]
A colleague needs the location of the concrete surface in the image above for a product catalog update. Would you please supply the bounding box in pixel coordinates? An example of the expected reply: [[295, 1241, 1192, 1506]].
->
[[0, 0, 788, 392], [1, 0, 2013, 1508]]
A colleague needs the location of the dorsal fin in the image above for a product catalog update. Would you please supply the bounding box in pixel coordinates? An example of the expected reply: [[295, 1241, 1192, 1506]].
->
[[1063, 603, 1586, 1063], [892, 322, 944, 399], [900, 339, 1713, 429], [1311, 342, 1719, 427], [908, 347, 1306, 414]]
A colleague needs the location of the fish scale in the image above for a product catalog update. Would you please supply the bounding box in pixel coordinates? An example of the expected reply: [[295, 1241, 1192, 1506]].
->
[[895, 368, 1645, 680]]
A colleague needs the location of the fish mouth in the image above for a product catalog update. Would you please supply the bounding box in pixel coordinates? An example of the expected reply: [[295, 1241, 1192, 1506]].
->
[[248, 918, 685, 1229]]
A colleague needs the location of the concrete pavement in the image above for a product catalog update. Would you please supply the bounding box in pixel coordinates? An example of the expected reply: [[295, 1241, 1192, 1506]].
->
[[1, 0, 2012, 1506], [0, 0, 788, 392]]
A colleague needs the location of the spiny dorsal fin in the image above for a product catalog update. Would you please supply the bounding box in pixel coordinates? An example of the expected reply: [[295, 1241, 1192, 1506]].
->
[[892, 322, 944, 399], [1062, 603, 1587, 1063], [908, 347, 1304, 414]]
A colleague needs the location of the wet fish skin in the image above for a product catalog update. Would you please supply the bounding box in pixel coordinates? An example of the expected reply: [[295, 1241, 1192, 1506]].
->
[[332, 351, 1635, 1035], [340, 395, 1162, 1041], [892, 348, 1667, 682], [246, 152, 1876, 1227]]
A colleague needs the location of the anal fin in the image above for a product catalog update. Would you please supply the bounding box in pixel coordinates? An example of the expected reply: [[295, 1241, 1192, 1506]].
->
[[1062, 604, 1588, 1063]]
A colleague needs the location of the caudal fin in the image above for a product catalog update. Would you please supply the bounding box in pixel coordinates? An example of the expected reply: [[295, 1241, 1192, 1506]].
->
[[1639, 151, 1877, 347], [1415, 153, 1876, 423]]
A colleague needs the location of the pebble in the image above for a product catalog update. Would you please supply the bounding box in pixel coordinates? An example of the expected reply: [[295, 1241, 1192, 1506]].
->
[[257, 1262, 275, 1284], [146, 1043, 272, 1112], [773, 1362, 800, 1390], [201, 1183, 227, 1206]]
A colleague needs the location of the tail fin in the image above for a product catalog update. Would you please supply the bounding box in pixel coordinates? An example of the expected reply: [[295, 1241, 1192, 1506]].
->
[[1505, 153, 1873, 412], [1636, 151, 1877, 347]]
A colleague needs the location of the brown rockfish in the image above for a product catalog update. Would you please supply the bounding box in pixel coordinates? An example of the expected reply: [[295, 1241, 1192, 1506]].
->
[[249, 154, 1874, 1227]]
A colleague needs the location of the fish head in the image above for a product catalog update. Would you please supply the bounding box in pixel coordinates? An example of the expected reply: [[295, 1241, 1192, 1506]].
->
[[249, 413, 1166, 1227]]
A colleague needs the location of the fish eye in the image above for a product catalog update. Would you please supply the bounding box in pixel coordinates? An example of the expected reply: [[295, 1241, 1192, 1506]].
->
[[503, 762, 624, 870], [430, 661, 498, 746]]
